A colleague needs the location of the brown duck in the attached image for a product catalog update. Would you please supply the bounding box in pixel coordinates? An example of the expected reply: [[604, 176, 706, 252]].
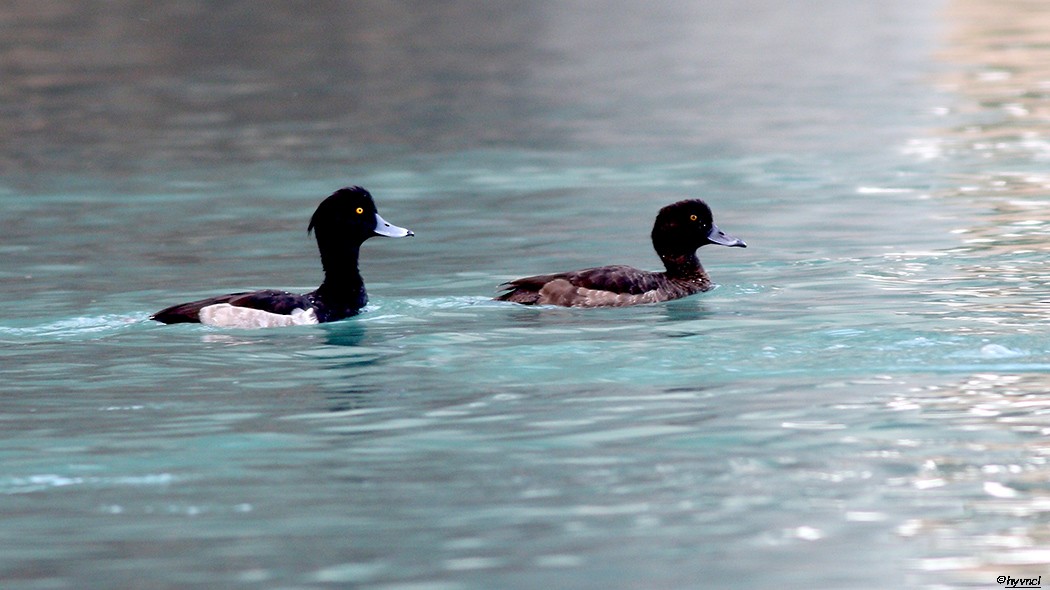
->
[[496, 199, 745, 307]]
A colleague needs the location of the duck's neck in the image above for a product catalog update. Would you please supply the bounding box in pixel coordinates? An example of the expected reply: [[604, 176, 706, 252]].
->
[[660, 252, 710, 285], [312, 243, 368, 317]]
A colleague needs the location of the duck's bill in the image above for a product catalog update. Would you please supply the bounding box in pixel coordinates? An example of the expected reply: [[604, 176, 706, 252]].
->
[[707, 223, 746, 247], [374, 213, 414, 238]]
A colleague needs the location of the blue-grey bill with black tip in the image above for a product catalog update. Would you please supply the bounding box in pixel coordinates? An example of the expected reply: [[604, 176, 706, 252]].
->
[[374, 213, 414, 238], [707, 224, 746, 247]]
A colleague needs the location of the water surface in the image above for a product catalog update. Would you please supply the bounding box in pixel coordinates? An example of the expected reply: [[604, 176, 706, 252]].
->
[[3, 1, 1050, 588]]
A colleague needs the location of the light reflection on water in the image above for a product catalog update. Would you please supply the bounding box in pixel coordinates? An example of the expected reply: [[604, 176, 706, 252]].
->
[[847, 0, 1050, 583]]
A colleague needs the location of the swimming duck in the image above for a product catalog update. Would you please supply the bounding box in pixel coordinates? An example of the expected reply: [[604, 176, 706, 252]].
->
[[496, 199, 745, 307], [151, 186, 413, 327]]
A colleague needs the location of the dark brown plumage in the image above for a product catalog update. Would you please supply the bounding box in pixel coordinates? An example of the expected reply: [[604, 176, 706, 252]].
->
[[496, 199, 745, 307]]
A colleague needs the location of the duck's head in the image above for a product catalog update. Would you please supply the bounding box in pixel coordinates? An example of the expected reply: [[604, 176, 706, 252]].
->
[[651, 199, 746, 256], [308, 186, 414, 244]]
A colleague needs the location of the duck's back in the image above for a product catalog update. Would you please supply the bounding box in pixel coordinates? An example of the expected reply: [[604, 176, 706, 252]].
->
[[151, 289, 313, 324], [498, 265, 706, 307]]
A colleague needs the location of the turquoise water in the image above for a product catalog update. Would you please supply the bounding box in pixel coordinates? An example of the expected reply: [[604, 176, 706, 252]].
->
[[4, 1, 1050, 588]]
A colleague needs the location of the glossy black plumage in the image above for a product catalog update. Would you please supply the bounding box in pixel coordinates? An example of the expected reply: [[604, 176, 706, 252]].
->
[[151, 186, 412, 327], [496, 199, 745, 307]]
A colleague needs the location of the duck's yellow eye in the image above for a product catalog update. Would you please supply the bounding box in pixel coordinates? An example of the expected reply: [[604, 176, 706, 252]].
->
[[355, 207, 364, 214], [689, 214, 698, 221]]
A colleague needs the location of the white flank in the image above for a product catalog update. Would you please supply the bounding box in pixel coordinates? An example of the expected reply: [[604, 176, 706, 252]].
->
[[198, 304, 319, 329]]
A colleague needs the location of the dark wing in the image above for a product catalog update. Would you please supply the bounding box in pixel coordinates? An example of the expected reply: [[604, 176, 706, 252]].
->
[[226, 290, 313, 314], [495, 273, 556, 304], [151, 289, 310, 324], [496, 265, 665, 304]]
